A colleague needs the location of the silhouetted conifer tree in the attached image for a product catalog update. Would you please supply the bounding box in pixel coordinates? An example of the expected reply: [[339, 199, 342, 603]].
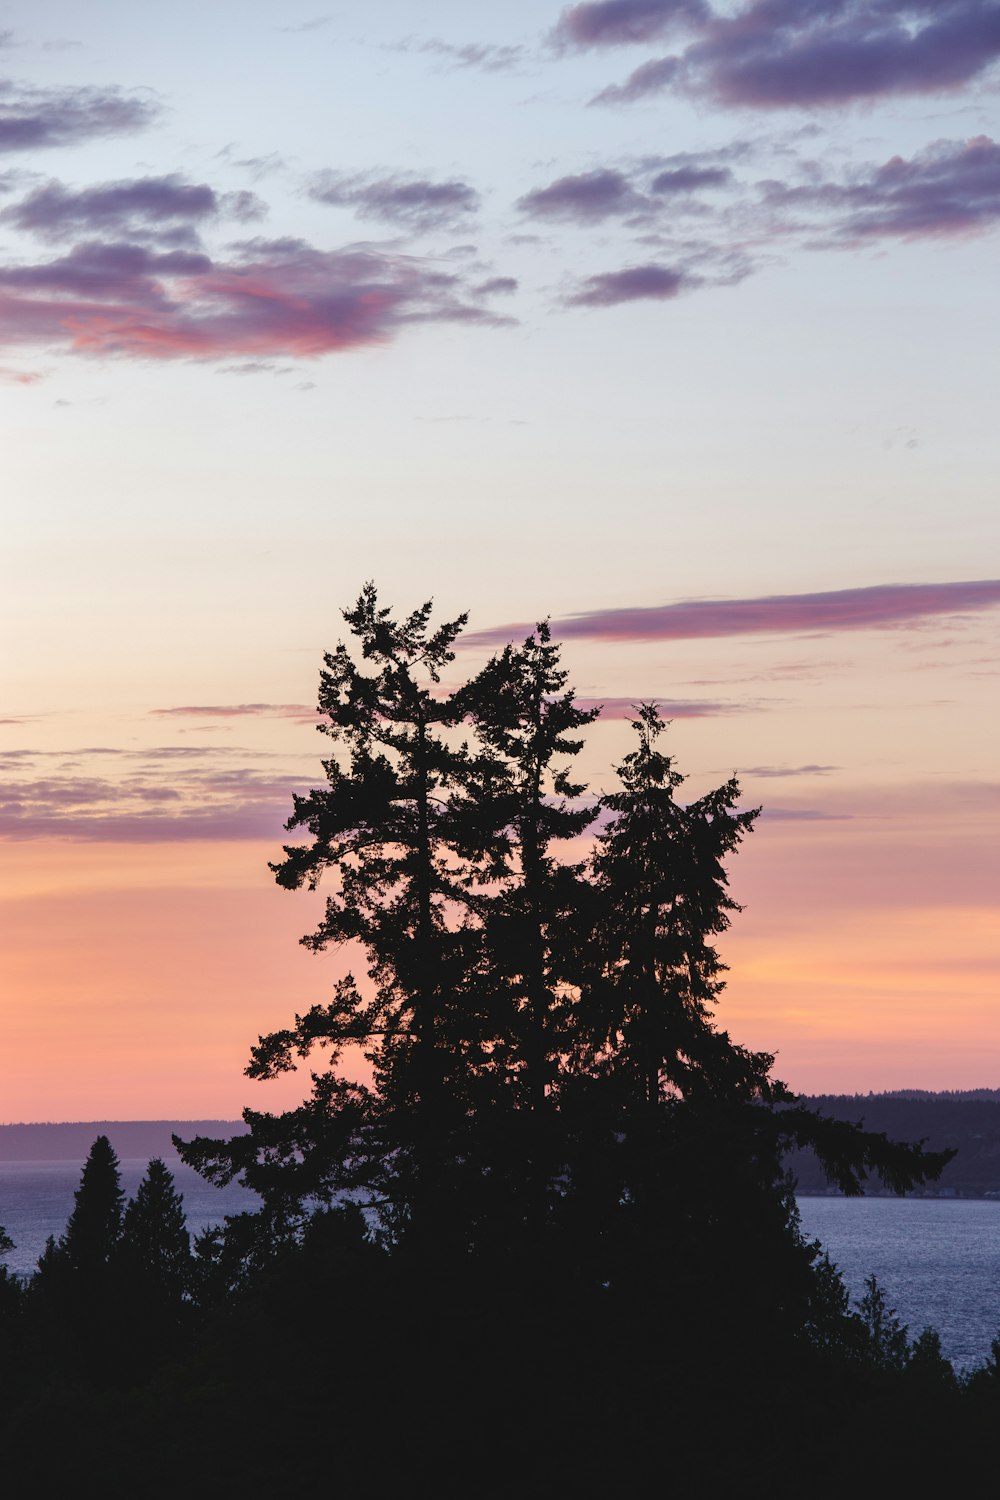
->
[[457, 622, 600, 1240], [60, 1135, 124, 1281], [587, 702, 771, 1106], [180, 586, 517, 1250], [178, 584, 953, 1312], [117, 1158, 191, 1307], [27, 1136, 126, 1368], [857, 1274, 910, 1370], [0, 1225, 17, 1322]]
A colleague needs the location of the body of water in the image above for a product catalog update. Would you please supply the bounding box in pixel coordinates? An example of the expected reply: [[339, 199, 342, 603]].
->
[[798, 1195, 1000, 1371], [0, 1157, 259, 1280], [5, 1165, 1000, 1371]]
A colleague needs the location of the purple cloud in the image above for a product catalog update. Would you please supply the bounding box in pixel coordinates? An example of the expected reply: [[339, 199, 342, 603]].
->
[[0, 237, 507, 363], [650, 164, 732, 193], [309, 171, 479, 230], [2, 175, 264, 243], [765, 136, 1000, 243], [0, 805, 286, 842], [474, 276, 519, 296], [574, 695, 753, 717], [758, 806, 853, 822], [741, 764, 839, 778], [590, 55, 680, 102], [550, 0, 707, 50], [516, 168, 643, 222], [0, 764, 303, 842], [469, 579, 1000, 646], [0, 80, 158, 151], [565, 263, 690, 306], [689, 0, 1000, 110], [584, 0, 1000, 110]]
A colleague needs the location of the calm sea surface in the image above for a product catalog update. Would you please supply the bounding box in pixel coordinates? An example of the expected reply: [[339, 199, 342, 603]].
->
[[0, 1157, 259, 1281], [4, 1166, 1000, 1371], [798, 1196, 1000, 1370]]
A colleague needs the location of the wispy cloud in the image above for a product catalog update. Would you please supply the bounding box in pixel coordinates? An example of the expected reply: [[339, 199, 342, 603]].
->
[[579, 0, 1000, 110], [151, 703, 320, 722], [550, 0, 706, 51], [0, 764, 301, 842], [474, 275, 518, 296], [399, 37, 528, 73], [0, 237, 508, 363], [0, 805, 286, 842], [469, 580, 1000, 646], [650, 163, 732, 194], [689, 0, 1000, 110], [1, 174, 264, 243], [279, 15, 333, 34], [763, 136, 1000, 244], [516, 168, 644, 223], [0, 79, 158, 151], [575, 695, 755, 717], [565, 263, 692, 305], [590, 54, 680, 103], [758, 806, 853, 822], [309, 170, 480, 231], [741, 764, 839, 779]]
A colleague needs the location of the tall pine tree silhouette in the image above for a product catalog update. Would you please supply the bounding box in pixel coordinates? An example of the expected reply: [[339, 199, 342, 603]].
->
[[179, 585, 953, 1294], [181, 586, 513, 1249], [118, 1158, 191, 1307], [61, 1134, 124, 1281]]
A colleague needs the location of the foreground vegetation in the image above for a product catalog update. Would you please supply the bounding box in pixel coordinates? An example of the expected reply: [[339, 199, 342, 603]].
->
[[1, 587, 996, 1494]]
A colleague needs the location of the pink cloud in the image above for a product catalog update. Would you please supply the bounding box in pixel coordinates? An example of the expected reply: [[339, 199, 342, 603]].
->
[[0, 762, 304, 842], [0, 238, 507, 363], [151, 704, 320, 721], [468, 579, 1000, 646], [574, 695, 751, 717]]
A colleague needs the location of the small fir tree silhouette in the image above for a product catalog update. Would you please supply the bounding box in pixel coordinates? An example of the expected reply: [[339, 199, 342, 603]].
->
[[858, 1274, 910, 1370], [118, 1158, 191, 1306], [61, 1134, 124, 1280]]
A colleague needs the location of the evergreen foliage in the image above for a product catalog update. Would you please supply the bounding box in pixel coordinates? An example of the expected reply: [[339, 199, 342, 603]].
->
[[57, 1133, 125, 1281], [0, 584, 995, 1495], [117, 1158, 191, 1307], [857, 1273, 910, 1370], [178, 585, 952, 1315]]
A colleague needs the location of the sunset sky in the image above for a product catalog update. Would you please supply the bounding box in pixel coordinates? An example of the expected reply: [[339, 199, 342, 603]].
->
[[1, 0, 998, 1121]]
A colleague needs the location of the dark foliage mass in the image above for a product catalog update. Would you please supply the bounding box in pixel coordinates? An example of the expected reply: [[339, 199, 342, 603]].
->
[[791, 1093, 1000, 1197], [1, 586, 998, 1494]]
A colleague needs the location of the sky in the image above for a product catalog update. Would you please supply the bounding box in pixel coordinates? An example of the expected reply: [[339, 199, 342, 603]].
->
[[1, 0, 998, 1120]]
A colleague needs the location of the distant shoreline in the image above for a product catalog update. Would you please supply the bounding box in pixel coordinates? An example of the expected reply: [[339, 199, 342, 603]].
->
[[0, 1120, 246, 1163]]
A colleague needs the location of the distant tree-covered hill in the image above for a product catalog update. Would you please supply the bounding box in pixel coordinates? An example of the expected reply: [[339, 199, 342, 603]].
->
[[0, 1121, 245, 1163], [5, 1097, 999, 1194], [789, 1093, 1000, 1197]]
